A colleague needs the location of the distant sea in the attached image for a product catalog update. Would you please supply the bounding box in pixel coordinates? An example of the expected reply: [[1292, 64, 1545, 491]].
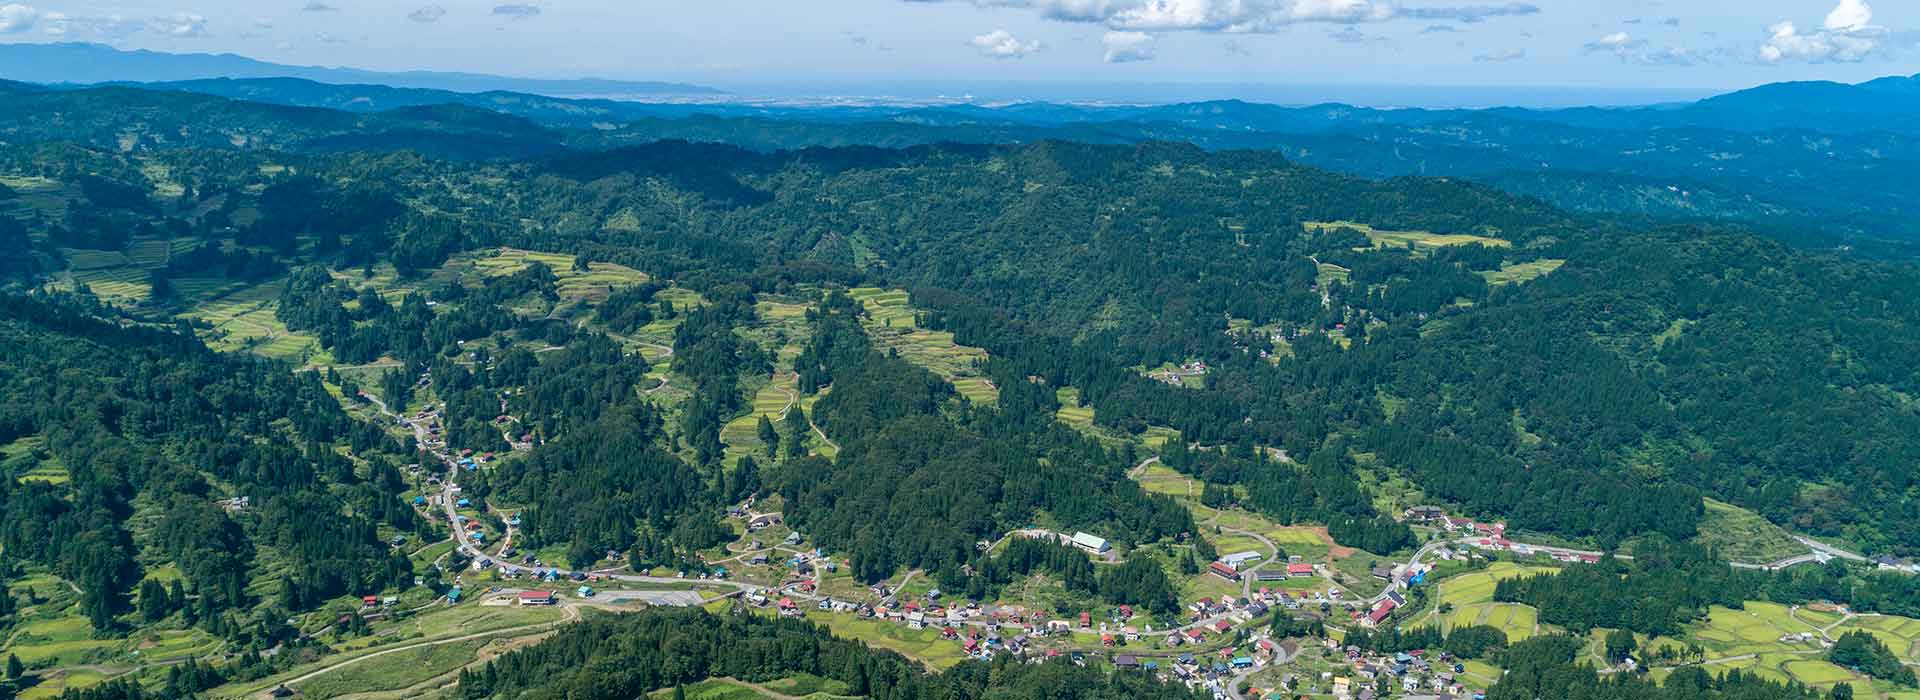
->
[[704, 80, 1720, 110]]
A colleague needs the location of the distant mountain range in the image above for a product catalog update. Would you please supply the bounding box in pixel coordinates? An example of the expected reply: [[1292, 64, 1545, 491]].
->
[[3, 42, 1917, 251], [0, 42, 720, 98]]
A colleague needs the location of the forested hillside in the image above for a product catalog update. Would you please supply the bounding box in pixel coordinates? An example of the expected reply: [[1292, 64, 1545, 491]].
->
[[5, 116, 1917, 554], [0, 292, 418, 635], [5, 80, 1920, 700]]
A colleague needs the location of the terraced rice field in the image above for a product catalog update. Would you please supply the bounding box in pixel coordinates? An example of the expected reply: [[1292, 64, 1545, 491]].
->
[[847, 288, 917, 328], [1420, 562, 1555, 640], [1694, 499, 1806, 566], [1833, 615, 1920, 662], [468, 248, 653, 306], [62, 248, 133, 270], [1480, 259, 1566, 285], [1664, 603, 1896, 694], [1142, 426, 1181, 449], [0, 175, 75, 216], [125, 238, 174, 267], [69, 265, 151, 302], [3, 613, 121, 667], [719, 377, 799, 466], [951, 377, 999, 405], [1135, 464, 1198, 500], [1306, 221, 1511, 251], [181, 281, 323, 361], [1055, 387, 1095, 429], [846, 287, 995, 405]]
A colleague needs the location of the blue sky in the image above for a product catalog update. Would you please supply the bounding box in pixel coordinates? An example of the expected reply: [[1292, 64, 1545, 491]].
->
[[0, 0, 1914, 100]]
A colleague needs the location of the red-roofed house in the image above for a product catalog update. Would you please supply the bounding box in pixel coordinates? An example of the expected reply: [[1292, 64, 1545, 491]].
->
[[1365, 600, 1396, 627], [518, 590, 554, 606], [1287, 562, 1315, 576]]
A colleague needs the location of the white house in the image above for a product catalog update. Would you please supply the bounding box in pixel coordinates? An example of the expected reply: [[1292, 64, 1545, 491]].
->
[[1071, 532, 1111, 554]]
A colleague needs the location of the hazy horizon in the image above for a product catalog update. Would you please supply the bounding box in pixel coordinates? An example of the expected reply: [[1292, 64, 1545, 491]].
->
[[0, 0, 1914, 109]]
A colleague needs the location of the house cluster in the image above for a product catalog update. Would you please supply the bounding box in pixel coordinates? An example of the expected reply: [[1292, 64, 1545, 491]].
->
[[1872, 555, 1920, 574], [1148, 361, 1209, 387], [218, 495, 252, 513], [358, 594, 399, 609], [1206, 551, 1265, 582], [1324, 641, 1475, 700], [1156, 634, 1301, 700], [1355, 590, 1408, 628]]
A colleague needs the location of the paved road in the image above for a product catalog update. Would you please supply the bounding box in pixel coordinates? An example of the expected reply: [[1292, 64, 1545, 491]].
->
[[362, 389, 785, 602]]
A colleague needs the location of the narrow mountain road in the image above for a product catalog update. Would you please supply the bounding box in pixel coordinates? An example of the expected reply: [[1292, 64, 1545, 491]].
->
[[277, 605, 579, 689]]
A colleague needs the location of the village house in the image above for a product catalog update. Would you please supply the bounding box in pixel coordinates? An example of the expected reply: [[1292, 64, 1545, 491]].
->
[[1071, 532, 1111, 555], [518, 590, 555, 606], [1403, 505, 1445, 522], [1220, 551, 1262, 570]]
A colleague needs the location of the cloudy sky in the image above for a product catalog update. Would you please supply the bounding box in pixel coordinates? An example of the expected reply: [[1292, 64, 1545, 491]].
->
[[0, 0, 1914, 100]]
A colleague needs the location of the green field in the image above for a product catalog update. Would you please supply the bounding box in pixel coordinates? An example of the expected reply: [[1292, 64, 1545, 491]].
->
[[720, 377, 799, 466], [1135, 464, 1197, 500], [1693, 499, 1806, 565], [1662, 602, 1894, 694], [844, 288, 996, 406], [806, 613, 968, 670], [126, 238, 173, 267], [1480, 259, 1566, 285], [1833, 615, 1920, 663], [1415, 562, 1555, 640], [290, 639, 490, 700], [179, 280, 326, 362], [67, 265, 151, 303], [1055, 387, 1095, 430], [1305, 221, 1511, 252], [0, 175, 75, 217]]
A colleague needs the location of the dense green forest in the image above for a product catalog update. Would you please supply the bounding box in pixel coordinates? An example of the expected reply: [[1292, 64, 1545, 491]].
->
[[455, 607, 1206, 700], [0, 292, 417, 635], [7, 123, 1920, 559], [780, 292, 1193, 584], [5, 79, 1920, 700]]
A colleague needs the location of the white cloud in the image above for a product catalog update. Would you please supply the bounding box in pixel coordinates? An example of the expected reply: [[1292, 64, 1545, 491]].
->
[[409, 5, 446, 23], [1328, 25, 1383, 43], [904, 0, 1534, 34], [1473, 47, 1524, 62], [1582, 30, 1701, 65], [0, 3, 36, 33], [970, 29, 1043, 58], [148, 12, 207, 37], [1825, 0, 1871, 32], [493, 4, 540, 18], [40, 11, 144, 39], [1102, 30, 1154, 62], [1760, 0, 1880, 63]]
